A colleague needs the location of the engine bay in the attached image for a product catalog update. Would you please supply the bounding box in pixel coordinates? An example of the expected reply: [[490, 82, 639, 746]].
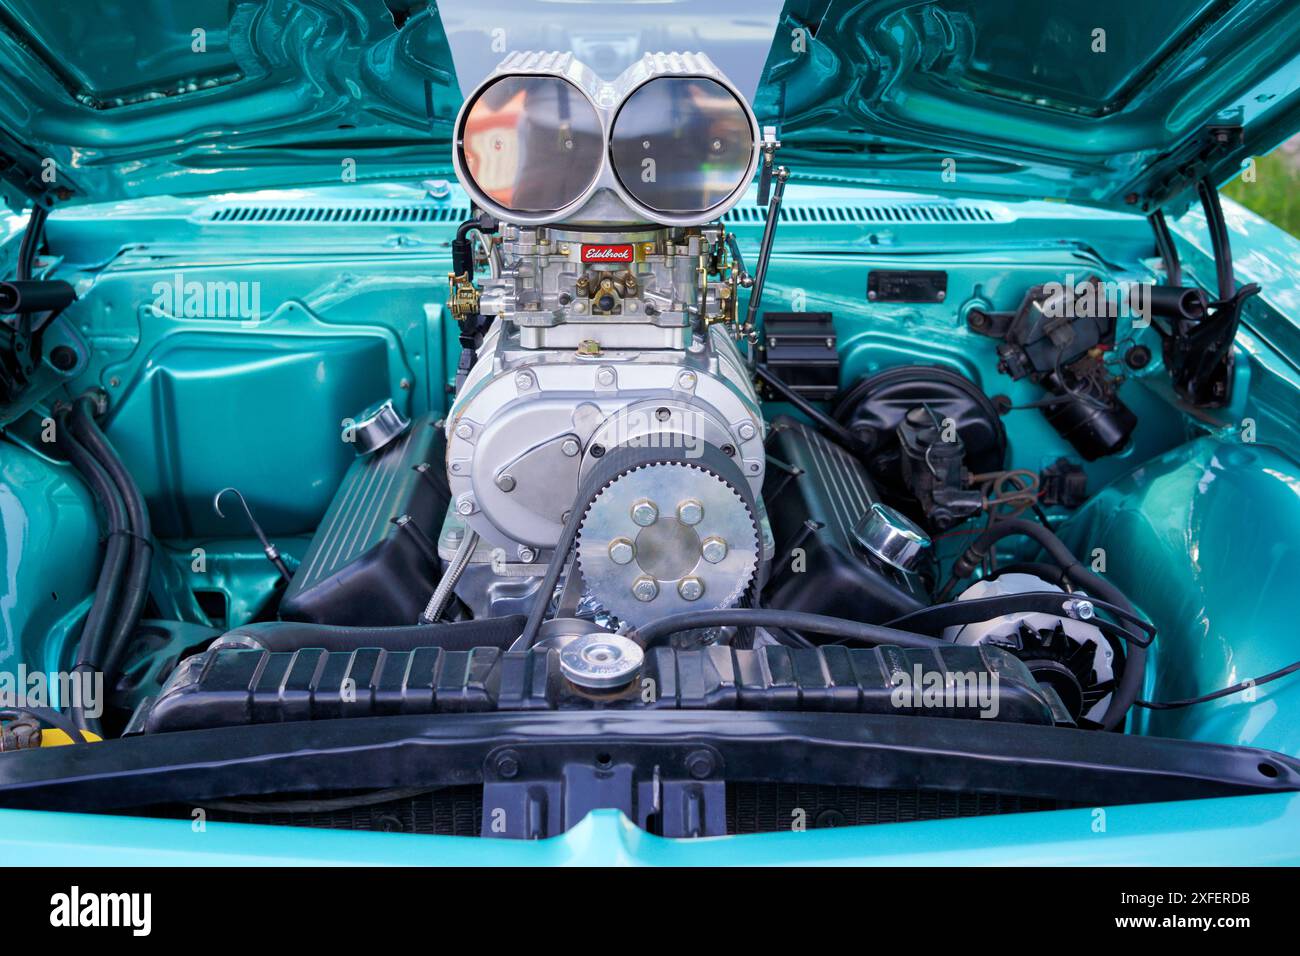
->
[[3, 50, 1300, 841]]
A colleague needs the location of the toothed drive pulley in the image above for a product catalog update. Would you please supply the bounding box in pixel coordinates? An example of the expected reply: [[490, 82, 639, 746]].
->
[[576, 452, 759, 626]]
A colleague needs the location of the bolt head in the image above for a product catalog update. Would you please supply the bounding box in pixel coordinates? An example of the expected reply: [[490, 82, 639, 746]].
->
[[632, 576, 659, 602], [631, 499, 659, 527], [455, 422, 473, 440], [517, 546, 537, 563], [514, 371, 534, 390], [496, 473, 516, 492], [1066, 598, 1096, 620], [677, 577, 705, 601], [455, 495, 475, 516], [700, 536, 728, 564], [561, 438, 581, 457], [676, 498, 704, 525], [685, 750, 714, 779], [737, 421, 757, 441], [494, 751, 520, 779], [677, 371, 697, 390], [596, 367, 615, 387], [608, 537, 635, 565]]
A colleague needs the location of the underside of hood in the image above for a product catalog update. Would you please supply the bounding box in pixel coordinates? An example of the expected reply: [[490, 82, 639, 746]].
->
[[0, 0, 460, 212], [2, 0, 1299, 216], [755, 0, 1300, 213]]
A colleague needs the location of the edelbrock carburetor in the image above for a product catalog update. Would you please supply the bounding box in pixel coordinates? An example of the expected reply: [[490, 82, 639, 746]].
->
[[440, 51, 770, 625]]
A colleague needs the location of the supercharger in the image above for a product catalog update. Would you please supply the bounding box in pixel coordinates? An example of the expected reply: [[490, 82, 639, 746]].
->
[[439, 52, 771, 625]]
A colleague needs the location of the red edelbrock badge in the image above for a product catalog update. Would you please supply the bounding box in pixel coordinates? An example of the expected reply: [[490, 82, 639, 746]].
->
[[581, 244, 635, 263]]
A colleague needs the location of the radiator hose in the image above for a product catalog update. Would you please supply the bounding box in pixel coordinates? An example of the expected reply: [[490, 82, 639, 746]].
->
[[55, 413, 128, 733], [68, 396, 153, 682], [56, 394, 154, 733]]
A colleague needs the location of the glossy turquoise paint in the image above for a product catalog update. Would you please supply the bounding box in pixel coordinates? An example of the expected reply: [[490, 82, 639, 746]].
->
[[757, 0, 1300, 212], [58, 255, 452, 539], [0, 438, 99, 674], [3, 1, 1300, 214], [150, 537, 311, 631], [0, 0, 460, 210], [1061, 437, 1300, 756], [4, 176, 1300, 861], [5, 796, 1300, 865]]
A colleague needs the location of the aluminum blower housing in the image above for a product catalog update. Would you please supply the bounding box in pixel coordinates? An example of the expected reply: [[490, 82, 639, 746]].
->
[[442, 52, 768, 625]]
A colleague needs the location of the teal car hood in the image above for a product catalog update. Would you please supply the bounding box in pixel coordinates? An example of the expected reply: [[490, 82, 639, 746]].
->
[[2, 0, 1299, 215], [755, 0, 1300, 212], [0, 0, 462, 211]]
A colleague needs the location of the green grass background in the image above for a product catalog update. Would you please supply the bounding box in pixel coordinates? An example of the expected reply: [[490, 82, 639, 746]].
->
[[1222, 150, 1300, 237]]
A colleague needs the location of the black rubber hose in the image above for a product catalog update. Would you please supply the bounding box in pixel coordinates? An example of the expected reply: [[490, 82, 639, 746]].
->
[[69, 397, 152, 682], [56, 412, 129, 732], [941, 517, 1146, 731], [633, 608, 946, 651]]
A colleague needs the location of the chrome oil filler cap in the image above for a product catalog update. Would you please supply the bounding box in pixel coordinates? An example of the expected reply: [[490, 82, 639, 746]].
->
[[349, 399, 410, 455], [853, 502, 930, 572]]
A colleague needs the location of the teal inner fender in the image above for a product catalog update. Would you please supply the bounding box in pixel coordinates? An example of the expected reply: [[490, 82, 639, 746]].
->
[[1060, 437, 1300, 755]]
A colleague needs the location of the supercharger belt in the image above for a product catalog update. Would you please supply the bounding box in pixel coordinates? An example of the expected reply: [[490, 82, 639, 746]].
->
[[517, 442, 761, 645]]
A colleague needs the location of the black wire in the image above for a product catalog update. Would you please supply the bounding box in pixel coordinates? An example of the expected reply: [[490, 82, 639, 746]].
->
[[634, 608, 945, 651], [883, 592, 1155, 647], [1136, 659, 1300, 710], [17, 205, 47, 281]]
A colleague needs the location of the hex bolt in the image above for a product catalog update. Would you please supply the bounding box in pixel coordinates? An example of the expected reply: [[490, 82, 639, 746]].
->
[[677, 576, 705, 601], [685, 749, 715, 779], [514, 371, 535, 390], [700, 536, 728, 564], [496, 473, 516, 492], [676, 498, 704, 525], [494, 750, 520, 779], [632, 576, 659, 602], [561, 438, 581, 457], [677, 370, 697, 390], [455, 494, 476, 516], [517, 545, 537, 563], [608, 537, 635, 565], [631, 499, 659, 527], [596, 367, 616, 387], [455, 422, 473, 440], [1064, 598, 1096, 620], [737, 421, 757, 441]]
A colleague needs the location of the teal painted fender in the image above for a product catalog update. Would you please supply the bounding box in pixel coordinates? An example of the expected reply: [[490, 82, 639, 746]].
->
[[0, 438, 99, 673], [1061, 437, 1300, 755], [4, 797, 1300, 865]]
